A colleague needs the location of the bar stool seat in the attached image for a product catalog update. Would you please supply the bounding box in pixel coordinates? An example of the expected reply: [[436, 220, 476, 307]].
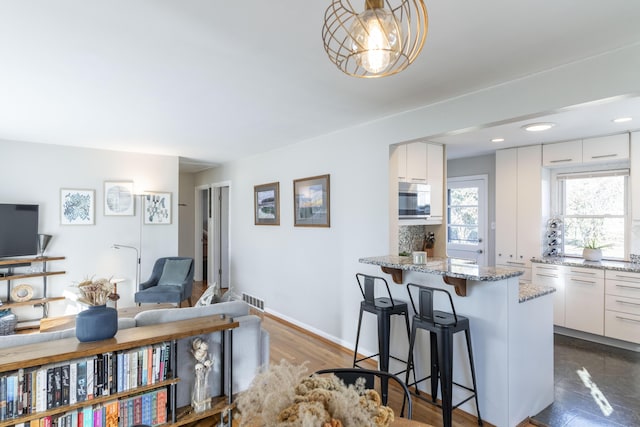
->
[[353, 273, 411, 402], [405, 283, 482, 427]]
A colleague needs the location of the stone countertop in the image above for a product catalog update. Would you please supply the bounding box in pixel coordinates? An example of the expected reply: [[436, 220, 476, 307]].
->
[[518, 281, 556, 303], [359, 255, 523, 281], [531, 257, 640, 273]]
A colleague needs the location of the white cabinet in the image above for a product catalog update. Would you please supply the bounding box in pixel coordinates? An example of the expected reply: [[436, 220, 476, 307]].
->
[[407, 142, 428, 182], [532, 262, 640, 343], [631, 131, 640, 221], [604, 270, 640, 343], [396, 142, 427, 182], [582, 133, 629, 163], [394, 141, 444, 225], [532, 263, 565, 326], [542, 140, 582, 167], [542, 133, 629, 167], [427, 143, 444, 221], [495, 145, 545, 280], [564, 267, 605, 335]]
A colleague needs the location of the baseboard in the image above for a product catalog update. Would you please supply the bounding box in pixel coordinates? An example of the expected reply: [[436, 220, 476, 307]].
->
[[554, 326, 640, 352]]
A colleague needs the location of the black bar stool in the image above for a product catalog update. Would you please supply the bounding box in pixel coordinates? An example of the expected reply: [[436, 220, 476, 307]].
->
[[353, 273, 411, 402], [405, 283, 482, 427]]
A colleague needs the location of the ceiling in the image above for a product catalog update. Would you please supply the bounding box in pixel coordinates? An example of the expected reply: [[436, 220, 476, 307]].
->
[[1, 1, 639, 172]]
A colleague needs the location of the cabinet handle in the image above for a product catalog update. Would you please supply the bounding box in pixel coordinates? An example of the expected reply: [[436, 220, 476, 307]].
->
[[535, 273, 559, 279], [591, 154, 617, 159], [616, 299, 640, 306], [550, 158, 573, 163], [570, 269, 596, 275], [536, 265, 558, 271], [614, 275, 640, 280], [615, 284, 640, 290], [571, 279, 596, 284], [616, 315, 640, 324], [411, 178, 427, 182], [507, 261, 526, 266]]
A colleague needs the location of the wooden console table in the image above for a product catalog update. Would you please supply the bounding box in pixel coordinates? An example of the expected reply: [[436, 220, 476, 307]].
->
[[0, 315, 239, 427]]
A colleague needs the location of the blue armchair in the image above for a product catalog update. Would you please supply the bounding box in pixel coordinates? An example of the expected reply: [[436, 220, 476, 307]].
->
[[134, 257, 195, 306]]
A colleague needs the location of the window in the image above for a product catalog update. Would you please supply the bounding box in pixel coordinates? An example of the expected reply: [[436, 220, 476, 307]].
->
[[558, 169, 628, 259], [447, 186, 479, 245]]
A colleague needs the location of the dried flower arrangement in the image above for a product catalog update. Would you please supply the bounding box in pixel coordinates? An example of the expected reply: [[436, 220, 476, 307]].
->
[[235, 360, 394, 427], [76, 277, 119, 306]]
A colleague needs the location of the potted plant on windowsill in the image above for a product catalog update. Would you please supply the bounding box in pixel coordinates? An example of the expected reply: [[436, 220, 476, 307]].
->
[[581, 238, 610, 262]]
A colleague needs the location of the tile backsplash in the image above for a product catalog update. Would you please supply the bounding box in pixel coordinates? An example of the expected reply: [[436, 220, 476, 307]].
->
[[399, 225, 426, 254]]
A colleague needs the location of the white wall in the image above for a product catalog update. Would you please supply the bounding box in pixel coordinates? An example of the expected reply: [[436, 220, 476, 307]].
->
[[193, 43, 640, 360], [0, 140, 179, 318]]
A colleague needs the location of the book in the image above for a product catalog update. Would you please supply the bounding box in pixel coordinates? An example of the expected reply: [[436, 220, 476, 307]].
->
[[86, 358, 94, 400], [105, 400, 118, 427], [156, 388, 167, 424], [69, 362, 77, 405], [133, 395, 142, 424], [61, 364, 70, 406], [76, 360, 87, 403], [0, 375, 7, 420], [53, 365, 62, 408], [45, 367, 54, 410]]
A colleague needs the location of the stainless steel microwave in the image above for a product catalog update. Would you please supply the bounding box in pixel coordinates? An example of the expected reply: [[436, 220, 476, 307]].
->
[[399, 182, 431, 219]]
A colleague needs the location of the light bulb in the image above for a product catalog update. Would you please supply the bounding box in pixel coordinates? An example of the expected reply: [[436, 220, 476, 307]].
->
[[350, 7, 401, 74]]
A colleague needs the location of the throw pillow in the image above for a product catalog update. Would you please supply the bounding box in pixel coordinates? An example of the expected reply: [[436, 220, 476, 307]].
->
[[157, 259, 192, 286]]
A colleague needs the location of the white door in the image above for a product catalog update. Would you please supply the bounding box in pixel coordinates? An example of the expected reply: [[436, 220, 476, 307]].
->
[[446, 176, 488, 265], [212, 184, 230, 289]]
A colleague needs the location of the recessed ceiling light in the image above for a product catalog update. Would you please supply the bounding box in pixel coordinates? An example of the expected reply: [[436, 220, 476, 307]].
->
[[522, 122, 556, 132], [612, 117, 632, 123], [491, 138, 505, 143]]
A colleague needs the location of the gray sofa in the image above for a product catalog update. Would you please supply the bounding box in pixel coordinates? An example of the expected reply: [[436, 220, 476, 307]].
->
[[0, 300, 269, 408]]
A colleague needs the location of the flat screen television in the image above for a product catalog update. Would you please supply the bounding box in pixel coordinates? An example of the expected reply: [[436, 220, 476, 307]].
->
[[0, 203, 39, 258]]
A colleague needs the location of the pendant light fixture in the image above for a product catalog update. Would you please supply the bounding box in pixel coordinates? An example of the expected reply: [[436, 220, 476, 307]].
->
[[322, 0, 428, 78]]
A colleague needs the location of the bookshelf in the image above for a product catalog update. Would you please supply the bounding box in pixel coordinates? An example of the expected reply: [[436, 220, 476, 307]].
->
[[0, 314, 239, 426]]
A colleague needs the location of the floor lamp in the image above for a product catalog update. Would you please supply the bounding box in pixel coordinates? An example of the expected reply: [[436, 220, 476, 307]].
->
[[112, 244, 140, 306]]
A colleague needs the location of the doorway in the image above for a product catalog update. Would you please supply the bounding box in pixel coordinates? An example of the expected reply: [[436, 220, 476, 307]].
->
[[446, 175, 488, 265]]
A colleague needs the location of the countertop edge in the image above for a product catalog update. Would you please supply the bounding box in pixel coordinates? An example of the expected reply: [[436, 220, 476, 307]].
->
[[359, 256, 523, 282], [531, 257, 640, 273]]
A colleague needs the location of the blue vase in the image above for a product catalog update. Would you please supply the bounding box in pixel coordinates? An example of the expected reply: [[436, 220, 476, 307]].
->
[[75, 305, 118, 342]]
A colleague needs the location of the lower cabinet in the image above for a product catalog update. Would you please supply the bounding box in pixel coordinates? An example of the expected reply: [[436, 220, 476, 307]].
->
[[564, 267, 604, 335], [533, 262, 640, 344], [532, 263, 565, 326], [604, 270, 640, 343]]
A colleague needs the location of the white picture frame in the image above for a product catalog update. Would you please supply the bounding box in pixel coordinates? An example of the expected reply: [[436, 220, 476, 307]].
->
[[143, 192, 172, 224], [104, 181, 134, 216], [60, 188, 95, 225]]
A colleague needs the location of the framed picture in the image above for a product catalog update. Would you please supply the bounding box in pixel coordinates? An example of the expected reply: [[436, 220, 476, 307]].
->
[[104, 181, 134, 216], [60, 188, 95, 225], [254, 182, 280, 225], [143, 192, 172, 224], [293, 174, 330, 227]]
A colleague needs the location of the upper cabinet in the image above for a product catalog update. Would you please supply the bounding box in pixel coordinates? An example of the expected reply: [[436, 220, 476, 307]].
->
[[393, 141, 444, 224], [631, 131, 640, 221], [397, 142, 428, 182], [542, 140, 582, 167], [542, 133, 629, 167], [582, 133, 629, 163]]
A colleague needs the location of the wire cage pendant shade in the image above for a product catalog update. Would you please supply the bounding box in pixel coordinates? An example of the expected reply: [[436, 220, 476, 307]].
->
[[322, 0, 428, 78]]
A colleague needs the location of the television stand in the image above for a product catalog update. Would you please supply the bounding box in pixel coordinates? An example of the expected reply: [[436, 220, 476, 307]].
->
[[0, 256, 66, 330]]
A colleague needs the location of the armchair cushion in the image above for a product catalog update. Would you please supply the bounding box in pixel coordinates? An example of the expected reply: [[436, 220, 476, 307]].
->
[[158, 258, 192, 286]]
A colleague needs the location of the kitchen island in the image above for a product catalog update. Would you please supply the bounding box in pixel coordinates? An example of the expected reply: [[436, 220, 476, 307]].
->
[[359, 255, 555, 427]]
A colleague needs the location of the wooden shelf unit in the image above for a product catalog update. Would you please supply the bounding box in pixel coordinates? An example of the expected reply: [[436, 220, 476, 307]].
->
[[0, 314, 239, 427], [0, 256, 66, 325]]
